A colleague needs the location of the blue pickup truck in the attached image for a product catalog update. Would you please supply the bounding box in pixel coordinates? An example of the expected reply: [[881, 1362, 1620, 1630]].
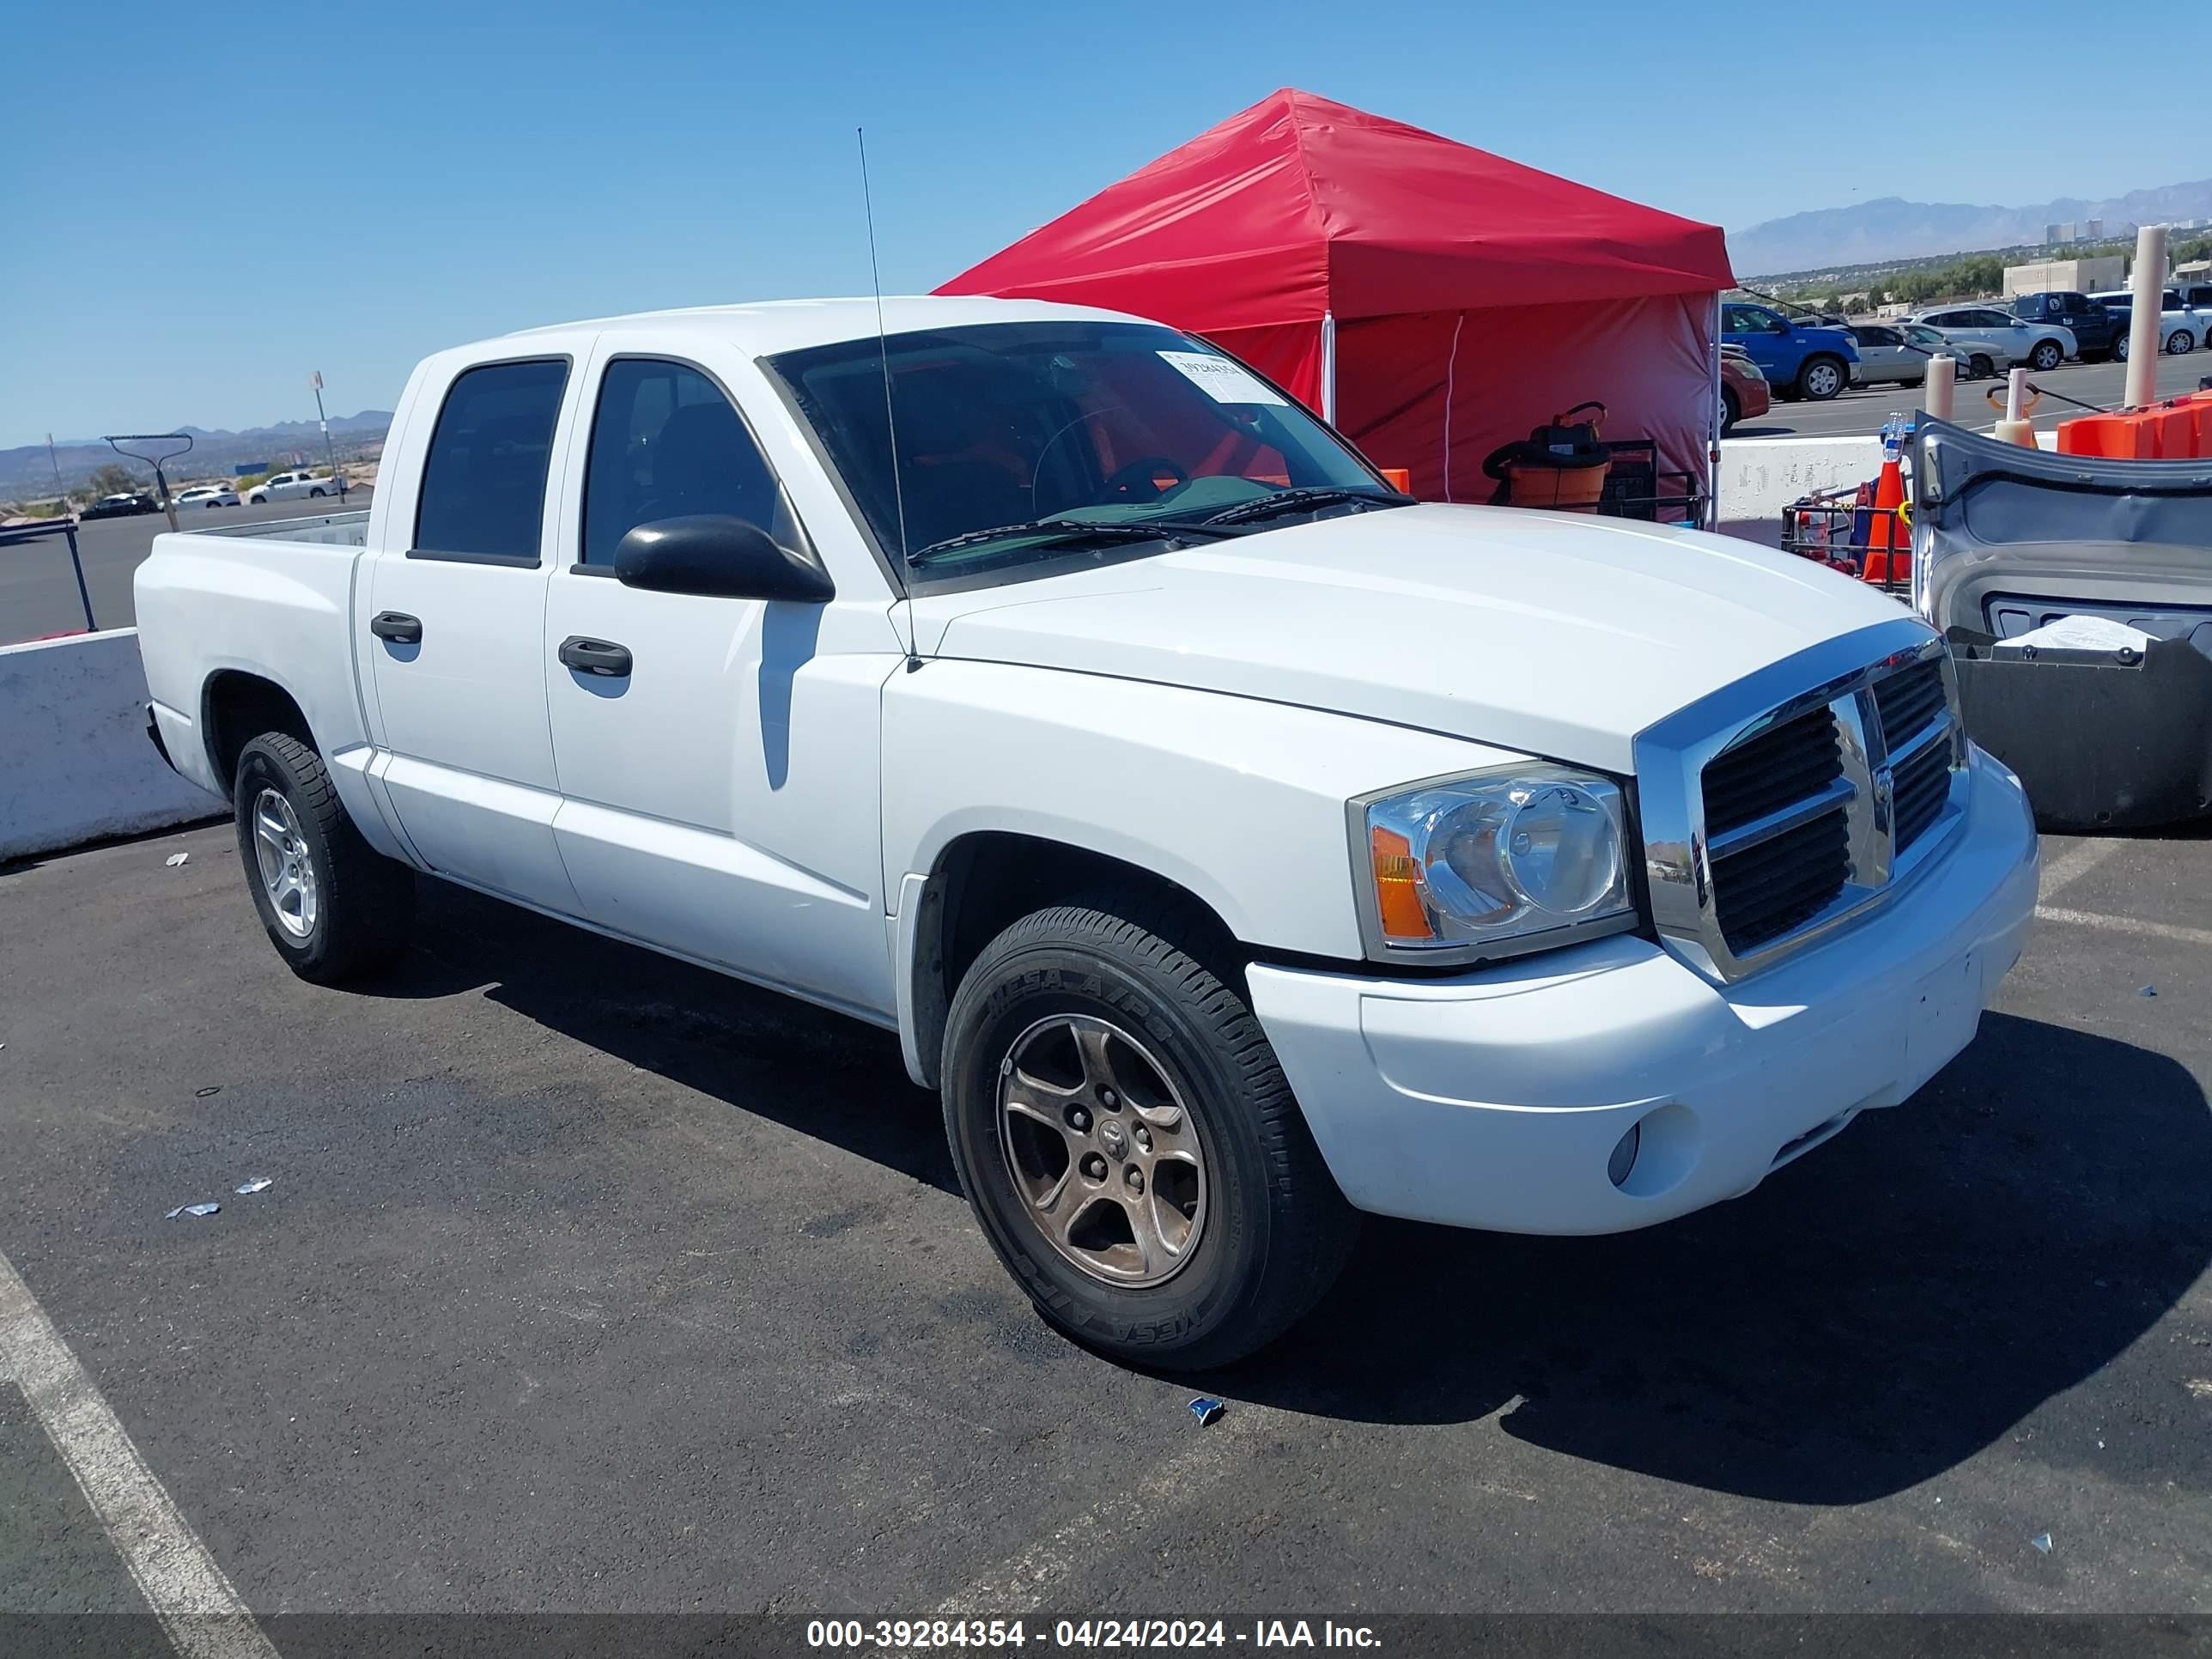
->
[[1721, 300, 1862, 401]]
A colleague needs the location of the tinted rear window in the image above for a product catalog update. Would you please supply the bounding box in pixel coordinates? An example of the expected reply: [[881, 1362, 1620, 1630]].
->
[[413, 358, 568, 562]]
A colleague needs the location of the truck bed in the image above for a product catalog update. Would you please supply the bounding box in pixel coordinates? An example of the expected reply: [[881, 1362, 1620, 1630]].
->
[[186, 509, 370, 547], [132, 512, 375, 801]]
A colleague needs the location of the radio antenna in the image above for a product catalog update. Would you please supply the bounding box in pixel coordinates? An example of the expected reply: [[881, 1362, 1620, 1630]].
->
[[858, 126, 918, 666]]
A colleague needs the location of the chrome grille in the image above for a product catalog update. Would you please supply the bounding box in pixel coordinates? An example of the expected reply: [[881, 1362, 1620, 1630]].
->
[[1702, 707, 1852, 952], [1634, 619, 1971, 982]]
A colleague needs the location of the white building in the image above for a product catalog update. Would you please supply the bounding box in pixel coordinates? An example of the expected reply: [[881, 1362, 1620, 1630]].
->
[[2004, 255, 2127, 296]]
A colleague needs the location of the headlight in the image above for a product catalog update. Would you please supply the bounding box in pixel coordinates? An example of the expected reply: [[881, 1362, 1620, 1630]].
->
[[1353, 767, 1638, 962]]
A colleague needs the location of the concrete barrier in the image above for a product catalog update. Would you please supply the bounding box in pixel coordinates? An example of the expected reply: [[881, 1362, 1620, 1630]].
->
[[1717, 435, 1885, 538], [0, 629, 222, 863], [1717, 428, 2062, 544]]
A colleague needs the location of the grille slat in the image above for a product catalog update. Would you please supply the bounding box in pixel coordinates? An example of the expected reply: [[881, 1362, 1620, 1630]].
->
[[1875, 660, 1946, 752], [1703, 707, 1843, 838], [1893, 741, 1953, 851], [1711, 808, 1850, 952], [1702, 703, 1850, 951], [1877, 659, 1956, 856], [1705, 764, 1850, 838]]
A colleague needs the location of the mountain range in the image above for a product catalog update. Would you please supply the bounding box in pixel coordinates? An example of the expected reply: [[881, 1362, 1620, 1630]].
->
[[3, 412, 393, 497], [1730, 179, 2212, 278]]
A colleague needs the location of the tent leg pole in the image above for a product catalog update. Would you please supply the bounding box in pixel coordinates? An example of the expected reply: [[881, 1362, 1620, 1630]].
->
[[1706, 292, 1723, 530], [1321, 312, 1337, 425]]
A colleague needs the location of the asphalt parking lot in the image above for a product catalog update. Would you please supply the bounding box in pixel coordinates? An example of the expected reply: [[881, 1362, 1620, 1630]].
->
[[1740, 350, 2209, 440], [2, 816, 2208, 1642], [1, 493, 369, 646]]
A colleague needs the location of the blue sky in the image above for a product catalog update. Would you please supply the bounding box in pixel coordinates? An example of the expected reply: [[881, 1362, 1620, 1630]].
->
[[3, 0, 2194, 447]]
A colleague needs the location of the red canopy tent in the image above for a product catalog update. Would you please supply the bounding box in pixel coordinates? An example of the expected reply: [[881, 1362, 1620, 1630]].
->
[[939, 88, 1735, 514]]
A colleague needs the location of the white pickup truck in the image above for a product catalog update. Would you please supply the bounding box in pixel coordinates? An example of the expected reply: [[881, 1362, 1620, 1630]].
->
[[136, 297, 2039, 1367], [245, 468, 342, 505]]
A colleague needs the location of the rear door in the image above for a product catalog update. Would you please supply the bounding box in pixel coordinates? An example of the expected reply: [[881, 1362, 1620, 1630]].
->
[[362, 351, 587, 913]]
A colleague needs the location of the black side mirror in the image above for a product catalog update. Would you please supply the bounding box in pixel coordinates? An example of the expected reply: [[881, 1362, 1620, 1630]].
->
[[1771, 319, 1793, 334], [613, 515, 833, 602]]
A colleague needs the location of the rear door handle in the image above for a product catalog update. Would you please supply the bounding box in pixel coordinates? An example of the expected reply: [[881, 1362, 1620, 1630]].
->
[[559, 635, 633, 678], [370, 611, 422, 644]]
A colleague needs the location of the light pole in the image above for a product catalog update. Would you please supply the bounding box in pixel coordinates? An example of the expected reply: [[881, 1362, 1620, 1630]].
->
[[309, 369, 347, 504]]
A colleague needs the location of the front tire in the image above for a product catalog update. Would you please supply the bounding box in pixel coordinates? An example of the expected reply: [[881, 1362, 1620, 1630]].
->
[[1970, 354, 1996, 380], [2113, 335, 2130, 363], [2169, 331, 2195, 356], [233, 732, 413, 983], [942, 896, 1357, 1370], [1720, 386, 1741, 436], [1796, 355, 1845, 400], [2030, 339, 2063, 372]]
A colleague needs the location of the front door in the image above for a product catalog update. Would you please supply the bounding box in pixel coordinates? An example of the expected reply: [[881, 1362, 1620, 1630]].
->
[[540, 344, 894, 1018], [363, 354, 583, 914], [1723, 302, 1787, 382]]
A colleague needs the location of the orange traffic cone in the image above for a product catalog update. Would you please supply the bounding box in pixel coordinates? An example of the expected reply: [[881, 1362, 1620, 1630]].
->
[[1863, 417, 1907, 583]]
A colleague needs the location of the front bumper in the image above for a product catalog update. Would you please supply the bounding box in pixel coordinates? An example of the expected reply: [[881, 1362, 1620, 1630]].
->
[[1249, 749, 2039, 1235]]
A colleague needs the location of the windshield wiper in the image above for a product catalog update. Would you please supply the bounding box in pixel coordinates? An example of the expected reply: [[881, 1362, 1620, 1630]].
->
[[906, 517, 1242, 568], [1194, 486, 1415, 526]]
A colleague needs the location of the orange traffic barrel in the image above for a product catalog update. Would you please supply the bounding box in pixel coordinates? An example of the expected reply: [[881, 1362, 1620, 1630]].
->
[[2058, 390, 2212, 460]]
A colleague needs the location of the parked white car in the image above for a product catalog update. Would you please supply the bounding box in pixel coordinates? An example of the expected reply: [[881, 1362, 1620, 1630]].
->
[[1906, 306, 2075, 376], [172, 484, 240, 509], [246, 469, 342, 505], [134, 297, 2039, 1367], [2087, 290, 2202, 355]]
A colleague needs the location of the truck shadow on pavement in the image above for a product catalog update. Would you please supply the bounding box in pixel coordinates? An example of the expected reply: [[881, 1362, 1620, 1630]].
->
[[366, 883, 960, 1197], [1225, 1008, 2212, 1504], [373, 885, 2206, 1506]]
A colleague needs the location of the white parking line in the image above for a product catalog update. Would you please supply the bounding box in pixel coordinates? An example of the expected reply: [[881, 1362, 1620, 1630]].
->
[[2034, 905, 2212, 950], [2037, 838, 2123, 901], [918, 1403, 1272, 1625], [0, 1249, 278, 1659]]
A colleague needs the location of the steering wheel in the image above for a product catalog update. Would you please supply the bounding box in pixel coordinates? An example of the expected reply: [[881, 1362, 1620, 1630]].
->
[[1102, 456, 1188, 503]]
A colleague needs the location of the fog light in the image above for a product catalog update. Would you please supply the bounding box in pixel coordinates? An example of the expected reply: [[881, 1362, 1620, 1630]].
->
[[1607, 1122, 1641, 1188]]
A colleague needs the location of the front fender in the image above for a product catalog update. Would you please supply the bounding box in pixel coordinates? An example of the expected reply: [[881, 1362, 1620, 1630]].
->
[[882, 660, 1526, 962]]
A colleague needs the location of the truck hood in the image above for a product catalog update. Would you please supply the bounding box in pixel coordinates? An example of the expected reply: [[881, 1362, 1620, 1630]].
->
[[912, 504, 1914, 773]]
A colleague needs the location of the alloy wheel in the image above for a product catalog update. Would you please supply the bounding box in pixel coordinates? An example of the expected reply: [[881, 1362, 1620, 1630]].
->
[[252, 788, 319, 939], [996, 1013, 1208, 1288]]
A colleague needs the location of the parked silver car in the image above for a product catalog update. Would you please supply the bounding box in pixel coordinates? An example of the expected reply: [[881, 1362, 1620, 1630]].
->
[[1846, 322, 1986, 386], [1906, 306, 2075, 376]]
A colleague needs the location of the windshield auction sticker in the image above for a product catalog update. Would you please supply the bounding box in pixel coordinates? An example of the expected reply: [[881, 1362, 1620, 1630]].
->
[[1157, 351, 1287, 405]]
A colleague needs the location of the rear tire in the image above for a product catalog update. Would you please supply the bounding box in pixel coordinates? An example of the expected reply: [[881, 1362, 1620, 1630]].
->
[[1796, 355, 1846, 401], [233, 732, 413, 984], [941, 894, 1357, 1370]]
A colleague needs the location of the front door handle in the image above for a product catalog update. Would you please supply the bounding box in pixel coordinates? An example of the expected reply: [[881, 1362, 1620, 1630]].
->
[[559, 635, 633, 678], [370, 611, 422, 644]]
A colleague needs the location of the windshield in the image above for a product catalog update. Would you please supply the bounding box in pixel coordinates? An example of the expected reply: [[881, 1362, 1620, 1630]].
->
[[765, 321, 1394, 584]]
